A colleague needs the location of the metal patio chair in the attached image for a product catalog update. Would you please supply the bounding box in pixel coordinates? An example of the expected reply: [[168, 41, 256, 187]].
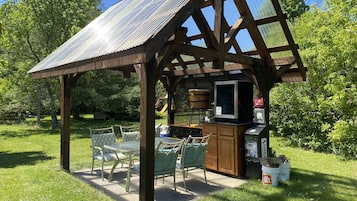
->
[[176, 134, 211, 191], [90, 126, 125, 180], [132, 139, 185, 191], [120, 125, 140, 142]]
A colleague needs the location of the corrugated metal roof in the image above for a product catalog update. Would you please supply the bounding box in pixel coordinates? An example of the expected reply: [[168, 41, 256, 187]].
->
[[28, 0, 192, 73]]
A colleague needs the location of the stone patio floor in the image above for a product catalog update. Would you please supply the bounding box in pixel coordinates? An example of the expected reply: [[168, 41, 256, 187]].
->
[[72, 165, 247, 201]]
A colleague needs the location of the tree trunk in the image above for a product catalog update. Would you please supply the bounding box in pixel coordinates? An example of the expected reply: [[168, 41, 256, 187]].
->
[[36, 100, 41, 126], [44, 80, 59, 129]]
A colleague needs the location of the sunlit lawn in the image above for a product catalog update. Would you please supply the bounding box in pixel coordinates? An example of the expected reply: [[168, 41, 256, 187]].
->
[[0, 115, 356, 201], [198, 137, 357, 201], [0, 119, 113, 201]]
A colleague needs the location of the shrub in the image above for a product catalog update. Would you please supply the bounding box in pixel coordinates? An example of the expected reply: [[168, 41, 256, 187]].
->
[[329, 120, 357, 159]]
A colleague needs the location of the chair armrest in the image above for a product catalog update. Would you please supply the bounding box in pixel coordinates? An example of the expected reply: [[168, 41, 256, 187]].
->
[[92, 146, 103, 151]]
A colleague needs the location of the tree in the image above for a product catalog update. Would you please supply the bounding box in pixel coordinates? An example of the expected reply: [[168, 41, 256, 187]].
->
[[0, 0, 101, 127], [71, 70, 141, 121], [280, 0, 309, 21], [270, 0, 357, 158]]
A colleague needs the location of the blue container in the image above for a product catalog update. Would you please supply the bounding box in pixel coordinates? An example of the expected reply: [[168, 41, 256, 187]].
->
[[160, 133, 171, 138]]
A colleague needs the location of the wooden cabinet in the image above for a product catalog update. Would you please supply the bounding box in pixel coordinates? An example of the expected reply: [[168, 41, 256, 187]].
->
[[202, 124, 217, 170], [202, 122, 246, 177]]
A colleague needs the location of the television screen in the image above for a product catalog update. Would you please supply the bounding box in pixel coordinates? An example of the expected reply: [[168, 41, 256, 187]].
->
[[216, 84, 234, 115], [214, 80, 238, 120], [214, 80, 254, 123]]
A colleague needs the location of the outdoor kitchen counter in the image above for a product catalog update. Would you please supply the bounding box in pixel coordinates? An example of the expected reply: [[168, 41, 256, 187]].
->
[[169, 124, 202, 138]]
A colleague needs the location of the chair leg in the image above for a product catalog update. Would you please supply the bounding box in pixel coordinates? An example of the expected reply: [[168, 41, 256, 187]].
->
[[91, 159, 94, 174], [173, 173, 176, 191], [182, 169, 187, 191], [101, 161, 104, 181], [203, 166, 207, 184]]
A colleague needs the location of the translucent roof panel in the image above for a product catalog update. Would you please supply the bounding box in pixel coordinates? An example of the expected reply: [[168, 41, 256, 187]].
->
[[29, 0, 192, 73], [236, 29, 256, 52], [247, 0, 276, 20], [258, 22, 288, 48], [224, 0, 241, 27]]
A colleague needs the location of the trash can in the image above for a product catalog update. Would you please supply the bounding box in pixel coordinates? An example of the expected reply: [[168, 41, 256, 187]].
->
[[159, 125, 171, 138], [244, 124, 269, 179]]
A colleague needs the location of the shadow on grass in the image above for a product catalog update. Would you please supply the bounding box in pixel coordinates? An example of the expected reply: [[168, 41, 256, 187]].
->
[[0, 151, 54, 168], [208, 168, 357, 201]]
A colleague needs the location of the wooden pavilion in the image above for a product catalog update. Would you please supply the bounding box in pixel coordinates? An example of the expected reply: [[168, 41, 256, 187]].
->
[[28, 0, 306, 200]]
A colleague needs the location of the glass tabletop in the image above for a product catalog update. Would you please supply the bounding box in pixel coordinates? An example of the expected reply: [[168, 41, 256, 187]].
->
[[104, 137, 182, 153]]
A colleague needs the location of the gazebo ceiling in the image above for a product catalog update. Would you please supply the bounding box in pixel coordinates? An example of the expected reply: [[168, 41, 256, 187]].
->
[[28, 0, 306, 84]]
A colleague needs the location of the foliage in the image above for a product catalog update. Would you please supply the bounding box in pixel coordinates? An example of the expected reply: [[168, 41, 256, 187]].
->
[[72, 70, 141, 121], [270, 0, 357, 158], [329, 120, 357, 159], [270, 83, 329, 152], [0, 0, 101, 126], [174, 86, 191, 112], [279, 0, 309, 21]]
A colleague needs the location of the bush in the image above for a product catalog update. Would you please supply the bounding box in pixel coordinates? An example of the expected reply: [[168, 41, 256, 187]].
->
[[329, 120, 357, 159], [270, 83, 330, 152]]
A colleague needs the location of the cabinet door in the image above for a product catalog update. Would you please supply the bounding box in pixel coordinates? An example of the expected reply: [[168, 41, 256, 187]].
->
[[205, 134, 218, 170], [202, 123, 218, 170], [218, 135, 236, 175]]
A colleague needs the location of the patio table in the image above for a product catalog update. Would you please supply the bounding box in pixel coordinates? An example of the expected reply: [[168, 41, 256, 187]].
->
[[104, 137, 182, 192]]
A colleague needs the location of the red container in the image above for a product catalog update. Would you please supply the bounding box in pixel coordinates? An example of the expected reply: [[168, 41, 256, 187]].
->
[[254, 97, 264, 108]]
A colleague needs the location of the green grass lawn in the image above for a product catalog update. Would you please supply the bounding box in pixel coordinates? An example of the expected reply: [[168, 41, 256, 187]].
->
[[198, 137, 357, 201], [0, 117, 356, 201]]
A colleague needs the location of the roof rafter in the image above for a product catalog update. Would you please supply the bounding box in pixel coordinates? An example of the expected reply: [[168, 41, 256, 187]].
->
[[234, 0, 273, 64]]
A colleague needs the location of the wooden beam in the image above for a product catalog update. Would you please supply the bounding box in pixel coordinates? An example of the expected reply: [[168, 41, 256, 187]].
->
[[270, 56, 296, 66], [224, 52, 255, 65], [222, 18, 245, 54], [213, 0, 225, 68], [201, 0, 213, 8], [31, 46, 147, 79], [176, 44, 218, 59], [60, 75, 71, 172], [59, 73, 82, 172], [252, 60, 277, 92], [224, 16, 248, 47], [175, 43, 255, 66], [145, 0, 204, 61], [271, 0, 306, 80], [170, 62, 250, 76], [137, 59, 157, 201], [244, 44, 299, 56], [192, 9, 218, 49], [156, 28, 187, 79], [234, 0, 273, 64], [255, 14, 288, 26]]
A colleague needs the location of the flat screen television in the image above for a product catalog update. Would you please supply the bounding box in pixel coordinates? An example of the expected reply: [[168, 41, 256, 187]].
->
[[214, 80, 239, 120], [214, 80, 253, 123]]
